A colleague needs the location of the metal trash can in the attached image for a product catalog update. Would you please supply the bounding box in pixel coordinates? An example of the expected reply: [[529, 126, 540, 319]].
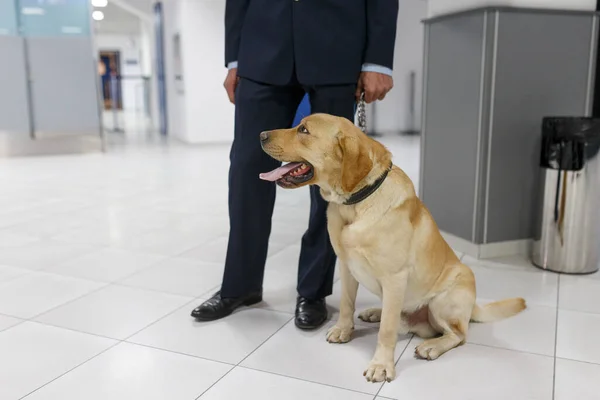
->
[[532, 117, 600, 274]]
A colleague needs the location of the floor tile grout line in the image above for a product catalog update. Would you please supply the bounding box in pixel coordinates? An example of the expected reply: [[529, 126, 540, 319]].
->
[[26, 303, 416, 398], [200, 325, 410, 399], [29, 296, 198, 344], [238, 364, 379, 398], [10, 268, 216, 326], [25, 319, 125, 343], [120, 298, 303, 355], [468, 261, 563, 276], [0, 311, 25, 320], [195, 284, 222, 299], [249, 304, 384, 328], [555, 356, 600, 366], [19, 296, 205, 399], [0, 270, 36, 286], [553, 307, 600, 316], [11, 254, 224, 299], [120, 296, 202, 342], [372, 334, 415, 399], [23, 281, 112, 322], [29, 255, 167, 288], [465, 340, 555, 358], [25, 288, 292, 348], [108, 280, 213, 299], [394, 335, 415, 367], [384, 334, 557, 364], [0, 319, 27, 334], [194, 315, 295, 399], [33, 244, 114, 274], [122, 341, 236, 367], [18, 338, 122, 400], [65, 249, 175, 285], [191, 364, 237, 400], [227, 315, 294, 365], [552, 275, 561, 400]]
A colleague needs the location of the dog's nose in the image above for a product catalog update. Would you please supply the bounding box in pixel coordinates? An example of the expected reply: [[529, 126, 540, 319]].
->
[[260, 131, 270, 143]]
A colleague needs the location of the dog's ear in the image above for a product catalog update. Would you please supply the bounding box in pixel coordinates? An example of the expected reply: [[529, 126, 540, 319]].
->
[[339, 135, 373, 193]]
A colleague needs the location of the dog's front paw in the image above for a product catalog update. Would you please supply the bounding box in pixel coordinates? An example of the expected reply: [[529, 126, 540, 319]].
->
[[326, 325, 353, 343], [363, 360, 396, 382]]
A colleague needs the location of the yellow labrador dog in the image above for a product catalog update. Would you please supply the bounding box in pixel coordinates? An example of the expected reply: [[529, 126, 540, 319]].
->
[[259, 113, 526, 383]]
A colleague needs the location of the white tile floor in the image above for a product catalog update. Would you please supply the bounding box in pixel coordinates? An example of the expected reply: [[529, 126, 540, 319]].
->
[[0, 135, 598, 399]]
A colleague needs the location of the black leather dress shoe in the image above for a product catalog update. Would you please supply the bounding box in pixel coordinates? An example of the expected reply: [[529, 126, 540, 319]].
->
[[191, 291, 262, 321], [295, 296, 328, 330]]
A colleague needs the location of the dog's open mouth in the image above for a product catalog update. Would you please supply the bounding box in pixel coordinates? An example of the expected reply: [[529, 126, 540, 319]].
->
[[259, 162, 314, 187]]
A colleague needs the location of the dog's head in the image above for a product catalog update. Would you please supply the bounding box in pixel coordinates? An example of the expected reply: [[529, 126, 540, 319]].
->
[[259, 113, 392, 203]]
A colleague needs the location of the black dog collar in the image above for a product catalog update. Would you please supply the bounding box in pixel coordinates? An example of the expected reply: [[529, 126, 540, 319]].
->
[[344, 163, 393, 206]]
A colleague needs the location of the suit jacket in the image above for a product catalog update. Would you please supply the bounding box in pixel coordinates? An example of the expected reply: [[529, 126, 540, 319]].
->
[[225, 0, 399, 86]]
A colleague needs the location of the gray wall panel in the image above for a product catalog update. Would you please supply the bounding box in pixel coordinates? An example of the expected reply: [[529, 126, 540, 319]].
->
[[0, 36, 31, 136], [422, 14, 484, 241], [486, 13, 593, 242], [27, 37, 100, 136]]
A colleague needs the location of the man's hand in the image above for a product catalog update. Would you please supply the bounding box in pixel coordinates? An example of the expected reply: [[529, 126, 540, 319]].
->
[[356, 72, 394, 103], [224, 68, 240, 104]]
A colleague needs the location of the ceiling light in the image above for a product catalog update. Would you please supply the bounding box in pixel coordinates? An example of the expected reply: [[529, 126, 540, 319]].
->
[[92, 0, 108, 7], [22, 7, 45, 15], [92, 10, 104, 21]]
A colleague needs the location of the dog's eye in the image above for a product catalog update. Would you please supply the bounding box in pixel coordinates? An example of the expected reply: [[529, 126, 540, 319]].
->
[[298, 125, 309, 134]]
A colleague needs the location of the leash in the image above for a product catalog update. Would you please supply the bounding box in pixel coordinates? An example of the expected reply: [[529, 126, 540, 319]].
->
[[354, 92, 381, 137], [356, 92, 367, 133], [345, 92, 392, 205]]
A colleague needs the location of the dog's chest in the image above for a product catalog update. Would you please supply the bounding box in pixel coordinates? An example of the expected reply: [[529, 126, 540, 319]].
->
[[333, 208, 383, 297], [339, 229, 382, 297], [347, 258, 382, 297]]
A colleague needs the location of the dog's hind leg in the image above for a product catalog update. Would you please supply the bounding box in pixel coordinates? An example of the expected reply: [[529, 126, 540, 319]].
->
[[403, 305, 438, 338], [359, 306, 439, 338], [410, 322, 438, 339], [358, 308, 381, 323], [414, 321, 466, 360], [414, 279, 475, 360]]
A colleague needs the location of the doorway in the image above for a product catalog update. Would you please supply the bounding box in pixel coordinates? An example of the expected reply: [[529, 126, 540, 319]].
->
[[98, 50, 122, 110]]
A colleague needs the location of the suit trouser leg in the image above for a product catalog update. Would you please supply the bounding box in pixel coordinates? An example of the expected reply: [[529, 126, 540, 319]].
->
[[297, 84, 357, 300], [221, 78, 304, 298]]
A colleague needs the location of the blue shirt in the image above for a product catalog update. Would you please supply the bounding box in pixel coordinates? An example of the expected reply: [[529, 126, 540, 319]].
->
[[226, 61, 392, 77]]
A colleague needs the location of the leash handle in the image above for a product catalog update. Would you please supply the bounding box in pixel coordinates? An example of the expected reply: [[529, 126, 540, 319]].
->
[[356, 92, 367, 133]]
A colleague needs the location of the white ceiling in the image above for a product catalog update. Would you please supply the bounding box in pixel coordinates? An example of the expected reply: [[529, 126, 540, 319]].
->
[[121, 0, 154, 14], [93, 0, 153, 36]]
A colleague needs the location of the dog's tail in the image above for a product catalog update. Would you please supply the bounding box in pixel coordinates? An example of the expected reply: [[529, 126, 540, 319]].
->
[[470, 298, 526, 323]]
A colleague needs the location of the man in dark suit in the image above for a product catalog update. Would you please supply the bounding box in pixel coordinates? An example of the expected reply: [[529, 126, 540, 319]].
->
[[192, 0, 399, 330]]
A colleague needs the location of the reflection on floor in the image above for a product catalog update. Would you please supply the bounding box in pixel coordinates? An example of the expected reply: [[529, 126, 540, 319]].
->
[[0, 134, 598, 400], [102, 109, 155, 137]]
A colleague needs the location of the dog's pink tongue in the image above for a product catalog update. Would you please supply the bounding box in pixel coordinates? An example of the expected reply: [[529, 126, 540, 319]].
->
[[259, 162, 302, 181]]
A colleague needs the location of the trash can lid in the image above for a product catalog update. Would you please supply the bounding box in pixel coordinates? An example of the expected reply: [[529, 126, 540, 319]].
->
[[541, 117, 600, 171], [543, 117, 600, 143]]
